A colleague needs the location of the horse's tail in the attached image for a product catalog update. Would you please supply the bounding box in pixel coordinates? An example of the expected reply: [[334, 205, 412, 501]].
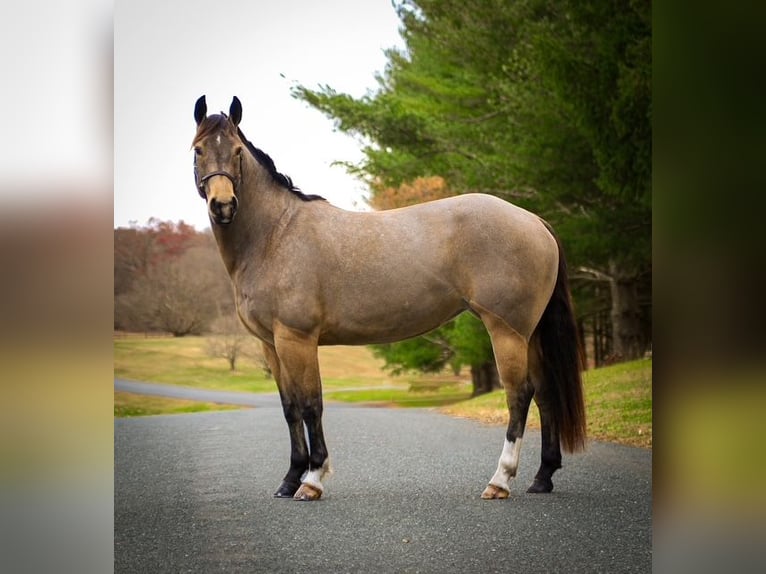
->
[[536, 221, 587, 453]]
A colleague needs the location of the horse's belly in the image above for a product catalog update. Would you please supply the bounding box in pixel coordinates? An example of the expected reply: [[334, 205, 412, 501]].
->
[[318, 295, 466, 346]]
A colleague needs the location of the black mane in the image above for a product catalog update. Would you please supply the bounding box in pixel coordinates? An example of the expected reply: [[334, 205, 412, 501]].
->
[[237, 127, 325, 202]]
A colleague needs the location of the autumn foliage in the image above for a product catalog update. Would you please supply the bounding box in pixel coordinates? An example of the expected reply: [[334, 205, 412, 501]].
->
[[114, 220, 233, 336], [369, 176, 452, 210]]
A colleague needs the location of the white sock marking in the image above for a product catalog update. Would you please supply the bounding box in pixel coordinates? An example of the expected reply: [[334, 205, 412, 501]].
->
[[488, 438, 523, 492], [301, 458, 331, 492]]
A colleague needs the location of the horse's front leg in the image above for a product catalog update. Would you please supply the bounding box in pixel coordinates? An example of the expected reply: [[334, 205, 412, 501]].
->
[[263, 342, 308, 498], [273, 324, 330, 501]]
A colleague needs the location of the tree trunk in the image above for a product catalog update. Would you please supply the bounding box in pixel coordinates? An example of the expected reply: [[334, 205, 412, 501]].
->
[[471, 360, 500, 396], [608, 260, 644, 361]]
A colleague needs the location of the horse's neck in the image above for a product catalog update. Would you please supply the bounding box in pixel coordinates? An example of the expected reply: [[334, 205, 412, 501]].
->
[[212, 159, 296, 277]]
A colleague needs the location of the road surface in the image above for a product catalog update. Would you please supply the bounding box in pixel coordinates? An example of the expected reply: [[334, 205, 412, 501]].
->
[[115, 385, 651, 573]]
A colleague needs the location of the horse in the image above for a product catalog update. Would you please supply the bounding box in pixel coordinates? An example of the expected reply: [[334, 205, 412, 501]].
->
[[191, 95, 586, 501]]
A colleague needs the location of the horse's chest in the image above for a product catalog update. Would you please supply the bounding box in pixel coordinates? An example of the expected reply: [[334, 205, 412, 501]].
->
[[235, 289, 274, 344]]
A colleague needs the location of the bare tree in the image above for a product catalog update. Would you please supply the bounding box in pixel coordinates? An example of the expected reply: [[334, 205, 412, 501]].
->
[[205, 313, 269, 375], [116, 245, 232, 336]]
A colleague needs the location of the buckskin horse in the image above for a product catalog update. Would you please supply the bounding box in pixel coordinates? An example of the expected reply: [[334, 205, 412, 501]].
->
[[191, 95, 585, 501]]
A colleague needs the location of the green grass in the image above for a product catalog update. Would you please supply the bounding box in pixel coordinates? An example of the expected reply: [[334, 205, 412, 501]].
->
[[325, 383, 472, 408], [114, 391, 244, 417], [114, 337, 275, 393], [114, 336, 401, 393], [584, 358, 652, 447], [440, 358, 652, 448]]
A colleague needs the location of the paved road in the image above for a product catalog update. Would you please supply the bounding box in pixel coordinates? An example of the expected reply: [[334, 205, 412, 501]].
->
[[115, 389, 651, 573], [115, 378, 283, 408]]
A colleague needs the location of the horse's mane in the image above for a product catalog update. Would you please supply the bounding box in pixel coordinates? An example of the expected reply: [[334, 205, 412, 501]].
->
[[236, 127, 325, 202], [193, 113, 325, 203]]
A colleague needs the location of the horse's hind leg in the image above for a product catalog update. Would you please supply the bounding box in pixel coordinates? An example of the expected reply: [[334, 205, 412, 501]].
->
[[476, 307, 534, 499], [526, 341, 562, 493]]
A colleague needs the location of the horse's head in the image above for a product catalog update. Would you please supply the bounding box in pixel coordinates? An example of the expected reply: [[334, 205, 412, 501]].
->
[[191, 95, 244, 225]]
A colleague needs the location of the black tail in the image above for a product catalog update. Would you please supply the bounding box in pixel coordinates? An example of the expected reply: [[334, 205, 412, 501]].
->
[[537, 223, 587, 452]]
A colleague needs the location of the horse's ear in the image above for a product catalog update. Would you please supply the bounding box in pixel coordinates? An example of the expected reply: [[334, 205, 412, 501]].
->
[[194, 95, 207, 125], [229, 96, 242, 126]]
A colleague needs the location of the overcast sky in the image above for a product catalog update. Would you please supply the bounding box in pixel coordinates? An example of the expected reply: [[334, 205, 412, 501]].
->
[[114, 0, 405, 229]]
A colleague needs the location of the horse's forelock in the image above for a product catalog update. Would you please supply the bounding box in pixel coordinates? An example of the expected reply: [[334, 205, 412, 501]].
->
[[192, 114, 235, 146]]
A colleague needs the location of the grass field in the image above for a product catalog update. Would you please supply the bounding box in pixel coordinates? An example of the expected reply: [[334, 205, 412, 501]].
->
[[114, 335, 652, 448], [324, 384, 472, 408], [114, 391, 244, 417], [114, 335, 403, 392], [440, 358, 652, 448], [114, 336, 275, 393]]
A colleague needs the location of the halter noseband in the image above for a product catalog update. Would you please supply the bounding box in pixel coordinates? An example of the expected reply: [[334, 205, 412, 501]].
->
[[195, 169, 239, 199]]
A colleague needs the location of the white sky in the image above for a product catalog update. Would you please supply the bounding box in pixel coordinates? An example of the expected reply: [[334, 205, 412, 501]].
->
[[114, 0, 404, 229]]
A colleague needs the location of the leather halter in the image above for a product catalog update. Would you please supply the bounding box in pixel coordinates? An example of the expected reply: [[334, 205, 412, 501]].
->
[[194, 151, 241, 200], [196, 170, 239, 199]]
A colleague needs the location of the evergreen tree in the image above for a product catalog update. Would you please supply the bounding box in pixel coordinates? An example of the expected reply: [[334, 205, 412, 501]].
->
[[295, 0, 651, 366]]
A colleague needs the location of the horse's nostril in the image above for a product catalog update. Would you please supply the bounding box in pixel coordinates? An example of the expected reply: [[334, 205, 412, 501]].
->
[[210, 198, 235, 211], [209, 197, 237, 223]]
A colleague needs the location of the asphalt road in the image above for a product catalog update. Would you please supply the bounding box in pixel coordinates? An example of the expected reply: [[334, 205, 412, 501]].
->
[[115, 388, 652, 573], [114, 379, 283, 408]]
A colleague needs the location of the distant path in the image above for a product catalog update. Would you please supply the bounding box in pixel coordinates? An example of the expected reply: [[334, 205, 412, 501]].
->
[[114, 379, 403, 407], [114, 378, 281, 408], [115, 401, 652, 572]]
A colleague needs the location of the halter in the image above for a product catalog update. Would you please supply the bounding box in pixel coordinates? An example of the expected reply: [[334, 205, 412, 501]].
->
[[194, 154, 242, 200]]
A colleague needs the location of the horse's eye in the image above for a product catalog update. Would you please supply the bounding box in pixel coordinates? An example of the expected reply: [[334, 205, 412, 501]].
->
[[194, 147, 202, 155], [234, 147, 242, 157]]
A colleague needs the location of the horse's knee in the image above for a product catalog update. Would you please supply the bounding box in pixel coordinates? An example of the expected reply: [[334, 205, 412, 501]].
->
[[301, 397, 323, 421], [280, 398, 301, 422]]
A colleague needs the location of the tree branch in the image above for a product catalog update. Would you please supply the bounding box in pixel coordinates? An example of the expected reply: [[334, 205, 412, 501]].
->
[[572, 266, 613, 282]]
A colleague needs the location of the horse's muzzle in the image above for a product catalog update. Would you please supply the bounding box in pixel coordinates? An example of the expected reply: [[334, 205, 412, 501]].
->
[[209, 196, 238, 224]]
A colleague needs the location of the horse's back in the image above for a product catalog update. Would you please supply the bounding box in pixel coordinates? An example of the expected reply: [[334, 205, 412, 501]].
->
[[376, 193, 557, 281], [335, 193, 547, 245], [308, 193, 558, 343]]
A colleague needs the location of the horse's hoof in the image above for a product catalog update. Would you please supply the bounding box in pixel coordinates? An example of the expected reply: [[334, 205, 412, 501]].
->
[[526, 478, 554, 493], [294, 483, 322, 501], [274, 481, 300, 498], [480, 484, 510, 499]]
